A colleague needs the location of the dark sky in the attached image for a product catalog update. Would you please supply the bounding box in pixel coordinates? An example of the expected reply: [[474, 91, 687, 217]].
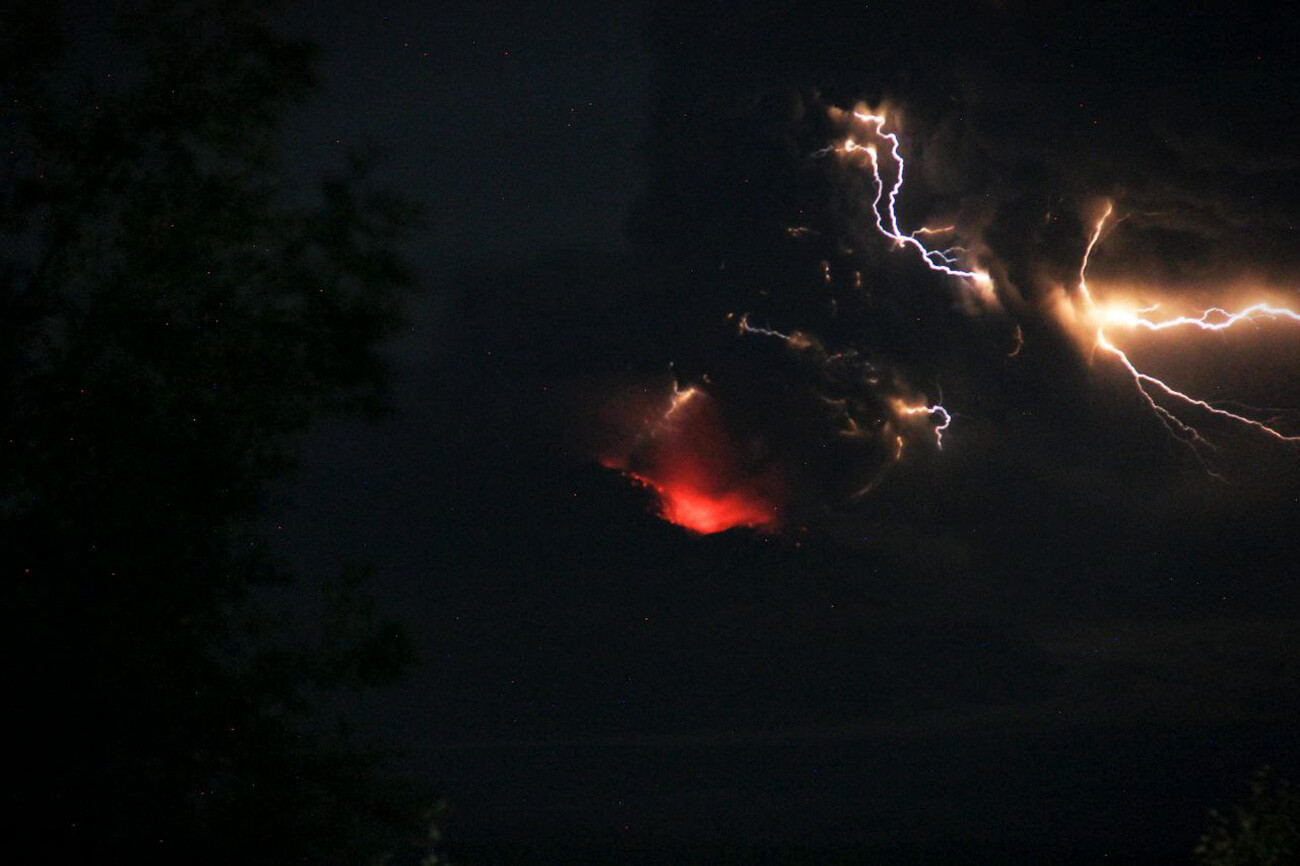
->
[[272, 1, 1299, 861], [280, 0, 646, 261]]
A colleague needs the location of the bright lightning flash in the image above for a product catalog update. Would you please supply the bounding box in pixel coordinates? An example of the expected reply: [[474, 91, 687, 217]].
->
[[728, 109, 973, 472], [1078, 206, 1300, 454], [609, 106, 1300, 535], [829, 107, 1300, 471], [835, 111, 994, 294], [898, 401, 952, 449]]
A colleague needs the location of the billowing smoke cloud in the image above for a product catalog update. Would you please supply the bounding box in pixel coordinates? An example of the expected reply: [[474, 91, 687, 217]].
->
[[597, 383, 785, 533], [582, 1, 1300, 534]]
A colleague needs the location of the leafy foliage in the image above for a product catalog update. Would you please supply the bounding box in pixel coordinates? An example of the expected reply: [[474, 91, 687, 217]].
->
[[1195, 767, 1300, 866], [2, 1, 425, 861]]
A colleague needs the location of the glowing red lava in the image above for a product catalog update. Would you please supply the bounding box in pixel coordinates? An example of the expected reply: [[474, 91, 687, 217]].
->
[[623, 465, 780, 535], [604, 386, 783, 534]]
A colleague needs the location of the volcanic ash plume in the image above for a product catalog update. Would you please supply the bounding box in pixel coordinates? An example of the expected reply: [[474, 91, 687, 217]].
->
[[597, 383, 785, 534], [593, 98, 1300, 534]]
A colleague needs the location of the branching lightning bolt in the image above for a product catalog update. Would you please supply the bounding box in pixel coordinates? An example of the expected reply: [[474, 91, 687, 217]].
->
[[735, 312, 951, 462], [1078, 207, 1300, 453], [805, 110, 971, 456], [1100, 303, 1300, 332], [827, 108, 1300, 474], [898, 401, 952, 449], [837, 112, 993, 292], [606, 105, 1300, 531]]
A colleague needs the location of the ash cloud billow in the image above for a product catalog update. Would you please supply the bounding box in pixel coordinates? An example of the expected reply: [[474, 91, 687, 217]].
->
[[598, 383, 786, 534], [579, 1, 1300, 537]]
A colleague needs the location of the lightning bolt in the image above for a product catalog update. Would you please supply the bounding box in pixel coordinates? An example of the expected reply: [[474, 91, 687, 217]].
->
[[736, 311, 952, 461], [1075, 201, 1111, 307], [835, 111, 994, 293], [734, 313, 797, 343], [1099, 303, 1300, 332], [1078, 207, 1300, 451], [829, 109, 1300, 472], [898, 401, 952, 449], [802, 110, 969, 459], [603, 106, 1300, 532]]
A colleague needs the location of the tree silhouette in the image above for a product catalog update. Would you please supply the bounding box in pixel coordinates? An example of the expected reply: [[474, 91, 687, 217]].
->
[[1195, 767, 1300, 866], [3, 1, 424, 861]]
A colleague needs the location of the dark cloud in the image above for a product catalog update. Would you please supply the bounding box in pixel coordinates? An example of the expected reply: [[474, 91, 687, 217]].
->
[[296, 2, 1300, 855], [415, 0, 1300, 624], [552, 1, 1299, 538]]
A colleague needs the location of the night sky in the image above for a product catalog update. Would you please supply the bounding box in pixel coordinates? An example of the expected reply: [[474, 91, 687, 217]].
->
[[38, 1, 1300, 862]]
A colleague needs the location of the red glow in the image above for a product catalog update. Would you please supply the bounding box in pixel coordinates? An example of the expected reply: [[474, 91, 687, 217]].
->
[[604, 387, 783, 534], [624, 466, 779, 535], [658, 483, 775, 534]]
